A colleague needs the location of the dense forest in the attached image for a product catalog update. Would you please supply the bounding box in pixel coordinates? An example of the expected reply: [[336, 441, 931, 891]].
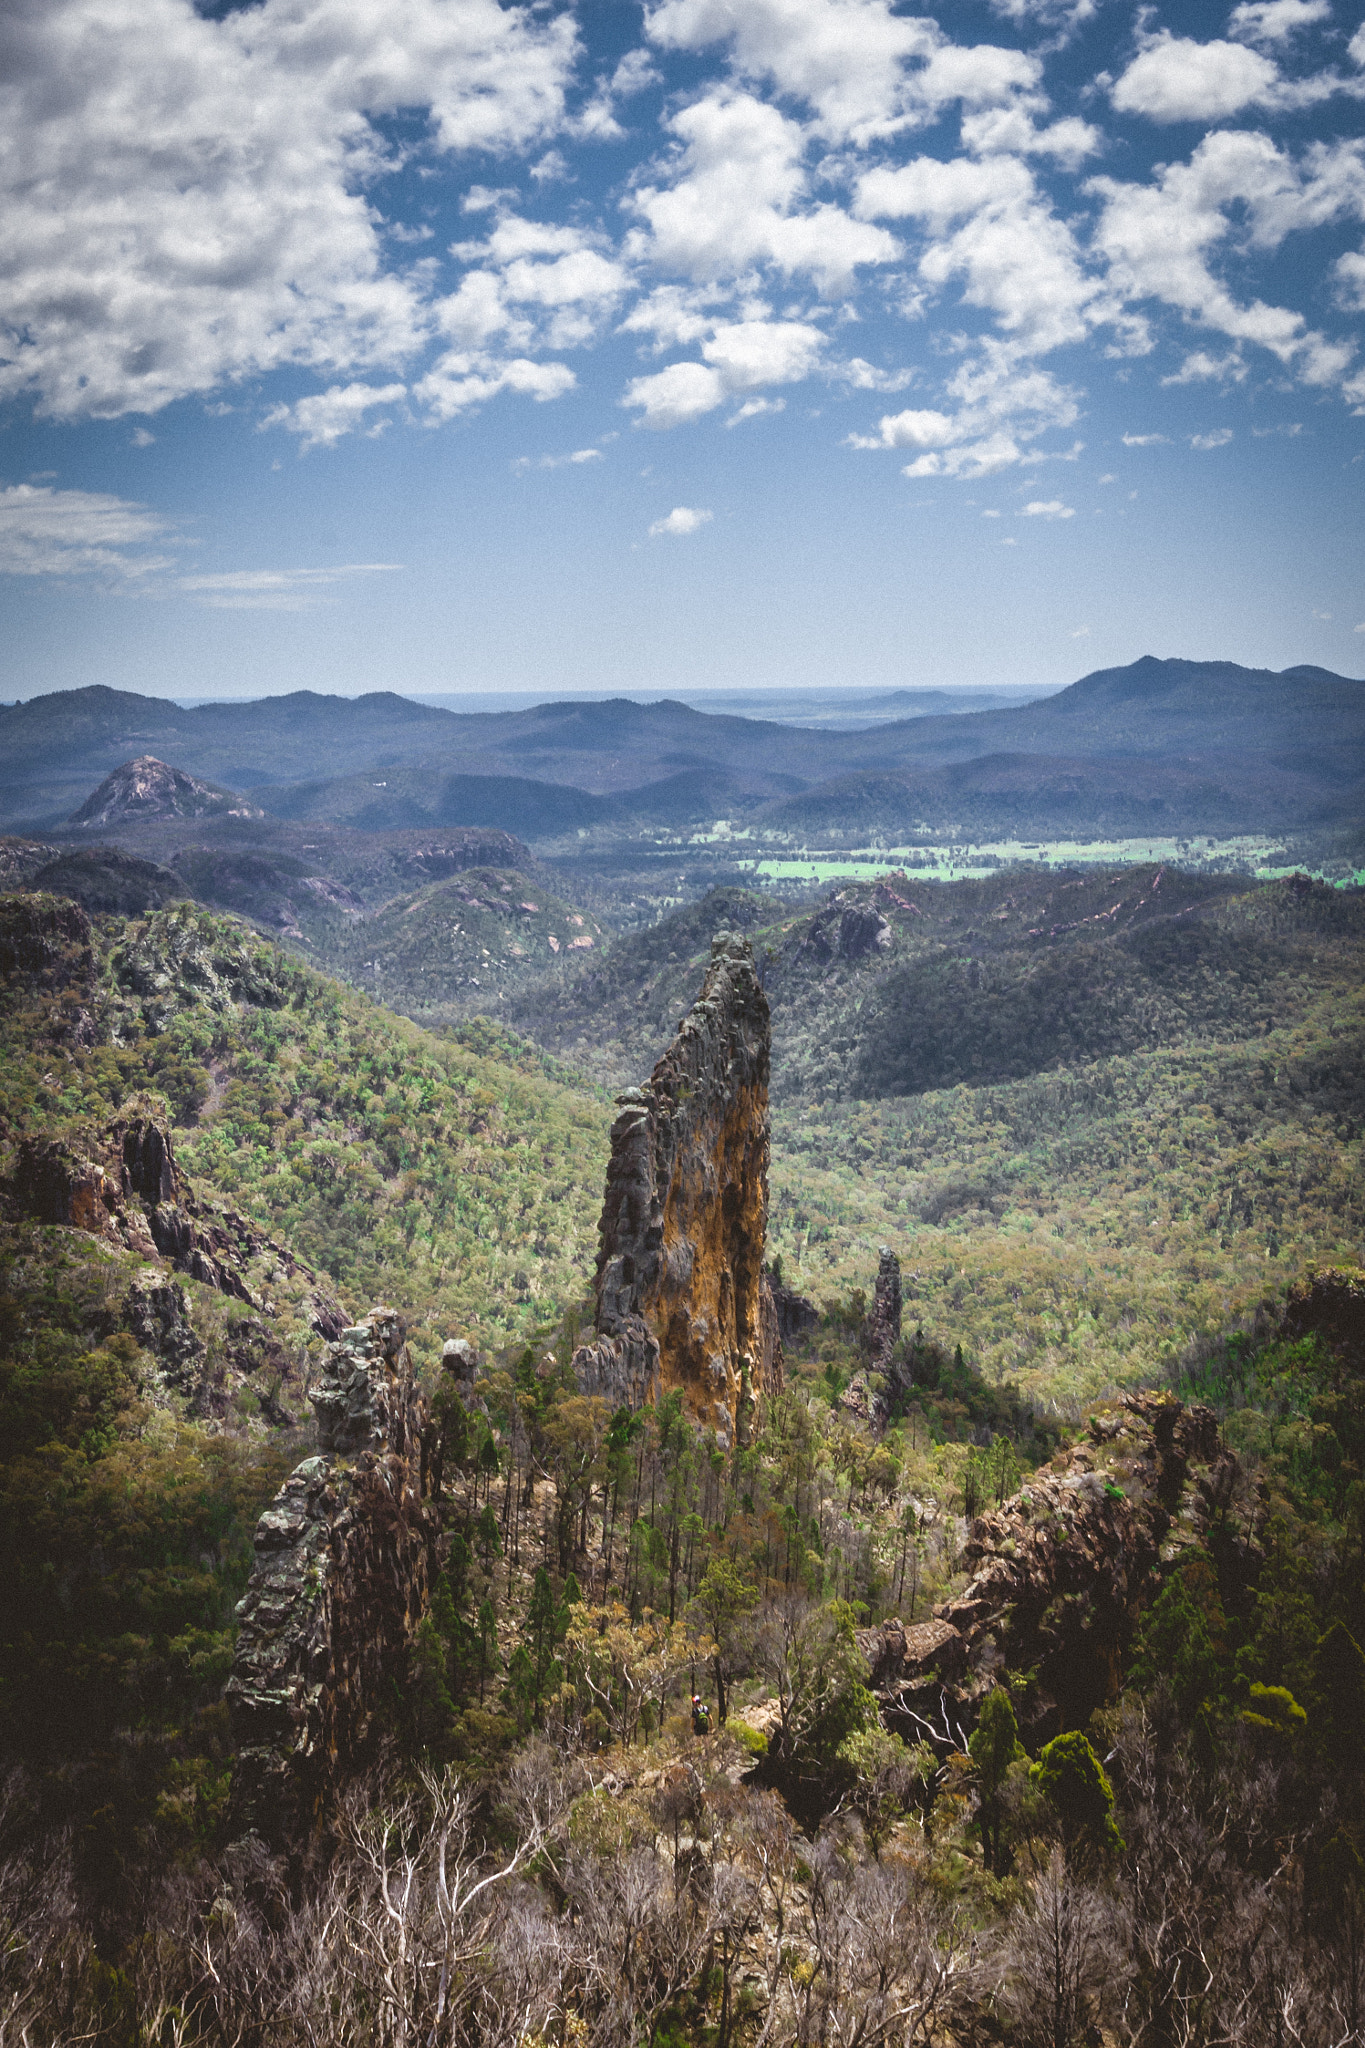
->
[[1, 854, 1363, 2046]]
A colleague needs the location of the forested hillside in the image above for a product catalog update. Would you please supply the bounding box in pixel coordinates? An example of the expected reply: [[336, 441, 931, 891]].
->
[[3, 863, 1364, 2048]]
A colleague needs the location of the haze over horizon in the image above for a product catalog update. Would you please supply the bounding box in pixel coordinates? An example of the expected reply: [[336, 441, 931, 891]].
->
[[3, 0, 1364, 702]]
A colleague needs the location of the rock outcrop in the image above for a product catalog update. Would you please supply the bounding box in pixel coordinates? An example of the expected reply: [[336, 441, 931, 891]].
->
[[11, 1110, 346, 1339], [859, 1392, 1236, 1745], [0, 892, 95, 986], [69, 755, 261, 827], [225, 1308, 435, 1857], [574, 931, 782, 1444]]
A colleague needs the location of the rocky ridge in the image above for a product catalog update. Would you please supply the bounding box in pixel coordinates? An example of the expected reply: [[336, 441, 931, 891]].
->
[[858, 1391, 1235, 1745], [574, 931, 783, 1444], [226, 1307, 436, 1856], [12, 1109, 344, 1339]]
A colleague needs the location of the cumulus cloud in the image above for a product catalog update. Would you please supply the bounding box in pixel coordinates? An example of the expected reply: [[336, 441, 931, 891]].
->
[[1190, 427, 1234, 447], [652, 0, 1052, 143], [262, 382, 407, 449], [1161, 349, 1247, 384], [856, 151, 1105, 354], [0, 481, 177, 578], [1111, 35, 1283, 121], [727, 396, 786, 424], [1122, 431, 1169, 444], [624, 315, 825, 425], [1228, 0, 1330, 45], [414, 354, 575, 424], [176, 564, 402, 610], [1019, 498, 1074, 517], [1089, 132, 1365, 386], [626, 90, 897, 294], [0, 0, 579, 420], [848, 341, 1080, 477], [648, 504, 713, 535]]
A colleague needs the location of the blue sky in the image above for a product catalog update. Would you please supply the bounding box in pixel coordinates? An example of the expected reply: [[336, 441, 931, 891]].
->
[[2, 0, 1363, 701]]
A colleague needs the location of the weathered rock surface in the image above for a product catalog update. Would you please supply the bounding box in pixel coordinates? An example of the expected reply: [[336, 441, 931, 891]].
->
[[576, 932, 782, 1442], [225, 1308, 435, 1856], [123, 1274, 207, 1393], [798, 893, 893, 965], [11, 1109, 346, 1339], [70, 755, 262, 827], [0, 892, 95, 986], [770, 1279, 819, 1342], [859, 1392, 1235, 1743]]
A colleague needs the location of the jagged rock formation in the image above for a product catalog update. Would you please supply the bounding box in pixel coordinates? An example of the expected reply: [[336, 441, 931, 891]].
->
[[70, 755, 261, 827], [123, 1274, 207, 1393], [0, 892, 94, 986], [226, 1308, 435, 1856], [797, 892, 893, 965], [859, 1392, 1235, 1745], [770, 1278, 818, 1342], [574, 931, 782, 1444], [11, 1109, 345, 1338]]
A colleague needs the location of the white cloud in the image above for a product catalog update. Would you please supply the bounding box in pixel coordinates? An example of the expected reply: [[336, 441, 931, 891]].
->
[[645, 0, 1053, 147], [1161, 348, 1247, 384], [131, 427, 156, 447], [648, 504, 713, 535], [0, 0, 579, 420], [848, 341, 1080, 478], [1190, 427, 1234, 447], [625, 90, 898, 294], [0, 481, 176, 578], [1020, 498, 1075, 517], [1090, 133, 1365, 386], [1336, 250, 1365, 310], [1228, 0, 1330, 45], [176, 563, 402, 610], [644, 0, 941, 143], [855, 151, 1106, 354], [1111, 34, 1282, 120], [835, 357, 917, 391], [262, 381, 407, 449], [623, 315, 825, 426], [727, 396, 786, 424], [624, 359, 727, 427], [512, 447, 604, 470], [414, 354, 575, 424], [1122, 432, 1170, 444]]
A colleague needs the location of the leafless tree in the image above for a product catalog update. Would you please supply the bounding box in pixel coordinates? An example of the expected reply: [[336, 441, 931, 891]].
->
[[998, 1846, 1122, 2048]]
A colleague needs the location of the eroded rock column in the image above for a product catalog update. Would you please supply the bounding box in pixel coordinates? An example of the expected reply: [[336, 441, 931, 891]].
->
[[225, 1307, 434, 1856], [575, 931, 782, 1445]]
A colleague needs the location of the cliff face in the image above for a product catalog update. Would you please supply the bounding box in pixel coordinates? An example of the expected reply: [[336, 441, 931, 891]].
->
[[11, 1110, 345, 1339], [225, 1308, 434, 1856], [576, 932, 781, 1444], [860, 1392, 1235, 1744]]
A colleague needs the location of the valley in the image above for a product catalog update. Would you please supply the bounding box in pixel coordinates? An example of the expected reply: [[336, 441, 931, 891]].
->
[[1, 664, 1362, 2046]]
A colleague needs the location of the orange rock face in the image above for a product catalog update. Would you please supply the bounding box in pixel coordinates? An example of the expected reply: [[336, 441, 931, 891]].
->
[[577, 932, 782, 1444]]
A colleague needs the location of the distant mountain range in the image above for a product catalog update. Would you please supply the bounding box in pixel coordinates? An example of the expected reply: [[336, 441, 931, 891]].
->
[[2, 657, 1361, 845]]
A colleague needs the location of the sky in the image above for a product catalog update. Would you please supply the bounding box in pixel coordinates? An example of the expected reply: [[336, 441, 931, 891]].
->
[[2, 0, 1364, 703]]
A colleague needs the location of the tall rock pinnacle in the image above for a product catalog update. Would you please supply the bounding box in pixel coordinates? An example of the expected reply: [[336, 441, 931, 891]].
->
[[575, 931, 782, 1445]]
